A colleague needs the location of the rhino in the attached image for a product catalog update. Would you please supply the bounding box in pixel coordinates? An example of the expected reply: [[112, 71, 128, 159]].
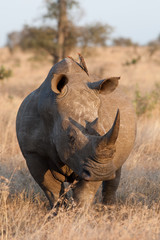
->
[[16, 54, 136, 208]]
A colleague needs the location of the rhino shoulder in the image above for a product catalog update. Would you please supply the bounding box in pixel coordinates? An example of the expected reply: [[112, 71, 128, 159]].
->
[[16, 89, 48, 154]]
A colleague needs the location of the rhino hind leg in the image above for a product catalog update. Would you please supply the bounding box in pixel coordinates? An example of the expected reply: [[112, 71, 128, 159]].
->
[[25, 153, 61, 209], [102, 167, 121, 205]]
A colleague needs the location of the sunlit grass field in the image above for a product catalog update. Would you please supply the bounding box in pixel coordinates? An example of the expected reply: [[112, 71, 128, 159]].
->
[[0, 46, 160, 239]]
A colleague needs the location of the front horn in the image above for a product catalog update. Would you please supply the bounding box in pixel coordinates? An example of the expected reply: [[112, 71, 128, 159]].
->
[[95, 109, 120, 147], [102, 109, 120, 145]]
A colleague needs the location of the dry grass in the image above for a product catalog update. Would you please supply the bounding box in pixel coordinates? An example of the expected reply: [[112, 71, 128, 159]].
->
[[0, 46, 160, 239]]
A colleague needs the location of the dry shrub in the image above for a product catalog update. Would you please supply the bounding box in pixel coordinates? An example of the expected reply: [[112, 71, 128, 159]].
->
[[0, 95, 21, 157], [0, 191, 160, 240]]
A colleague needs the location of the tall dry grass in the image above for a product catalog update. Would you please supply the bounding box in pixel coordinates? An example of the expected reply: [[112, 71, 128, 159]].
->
[[0, 47, 160, 239]]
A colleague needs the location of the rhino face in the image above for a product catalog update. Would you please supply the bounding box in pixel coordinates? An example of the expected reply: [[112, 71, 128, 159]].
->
[[50, 56, 120, 181]]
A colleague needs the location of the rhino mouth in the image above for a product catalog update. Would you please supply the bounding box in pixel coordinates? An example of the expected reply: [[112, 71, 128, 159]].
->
[[80, 160, 116, 181]]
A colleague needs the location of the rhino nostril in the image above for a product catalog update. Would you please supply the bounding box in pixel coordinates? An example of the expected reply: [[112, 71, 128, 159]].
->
[[82, 169, 91, 180]]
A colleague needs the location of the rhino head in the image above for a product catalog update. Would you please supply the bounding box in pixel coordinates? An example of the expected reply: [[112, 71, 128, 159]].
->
[[38, 54, 120, 181]]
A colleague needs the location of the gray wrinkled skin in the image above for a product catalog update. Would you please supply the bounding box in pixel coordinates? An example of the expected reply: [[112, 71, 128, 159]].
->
[[16, 56, 136, 208]]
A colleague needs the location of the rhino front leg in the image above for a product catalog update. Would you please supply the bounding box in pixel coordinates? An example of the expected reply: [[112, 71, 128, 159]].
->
[[25, 153, 61, 209], [102, 167, 121, 205], [72, 180, 101, 206]]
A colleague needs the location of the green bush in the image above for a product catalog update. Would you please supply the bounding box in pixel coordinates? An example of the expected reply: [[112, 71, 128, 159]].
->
[[134, 83, 160, 116], [124, 56, 141, 66], [0, 65, 12, 80]]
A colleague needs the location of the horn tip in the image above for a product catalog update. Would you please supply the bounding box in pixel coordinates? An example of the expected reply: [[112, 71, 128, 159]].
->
[[115, 109, 120, 124], [117, 108, 120, 116]]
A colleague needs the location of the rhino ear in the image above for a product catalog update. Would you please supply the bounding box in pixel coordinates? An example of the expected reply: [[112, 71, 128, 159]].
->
[[51, 74, 68, 94], [87, 77, 120, 94]]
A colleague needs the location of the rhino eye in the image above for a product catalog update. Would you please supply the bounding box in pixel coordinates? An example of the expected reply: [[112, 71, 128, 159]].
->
[[68, 129, 77, 145], [69, 135, 75, 144]]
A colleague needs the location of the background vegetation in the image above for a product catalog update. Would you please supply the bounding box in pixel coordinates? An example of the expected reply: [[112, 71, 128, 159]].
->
[[7, 0, 113, 63]]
